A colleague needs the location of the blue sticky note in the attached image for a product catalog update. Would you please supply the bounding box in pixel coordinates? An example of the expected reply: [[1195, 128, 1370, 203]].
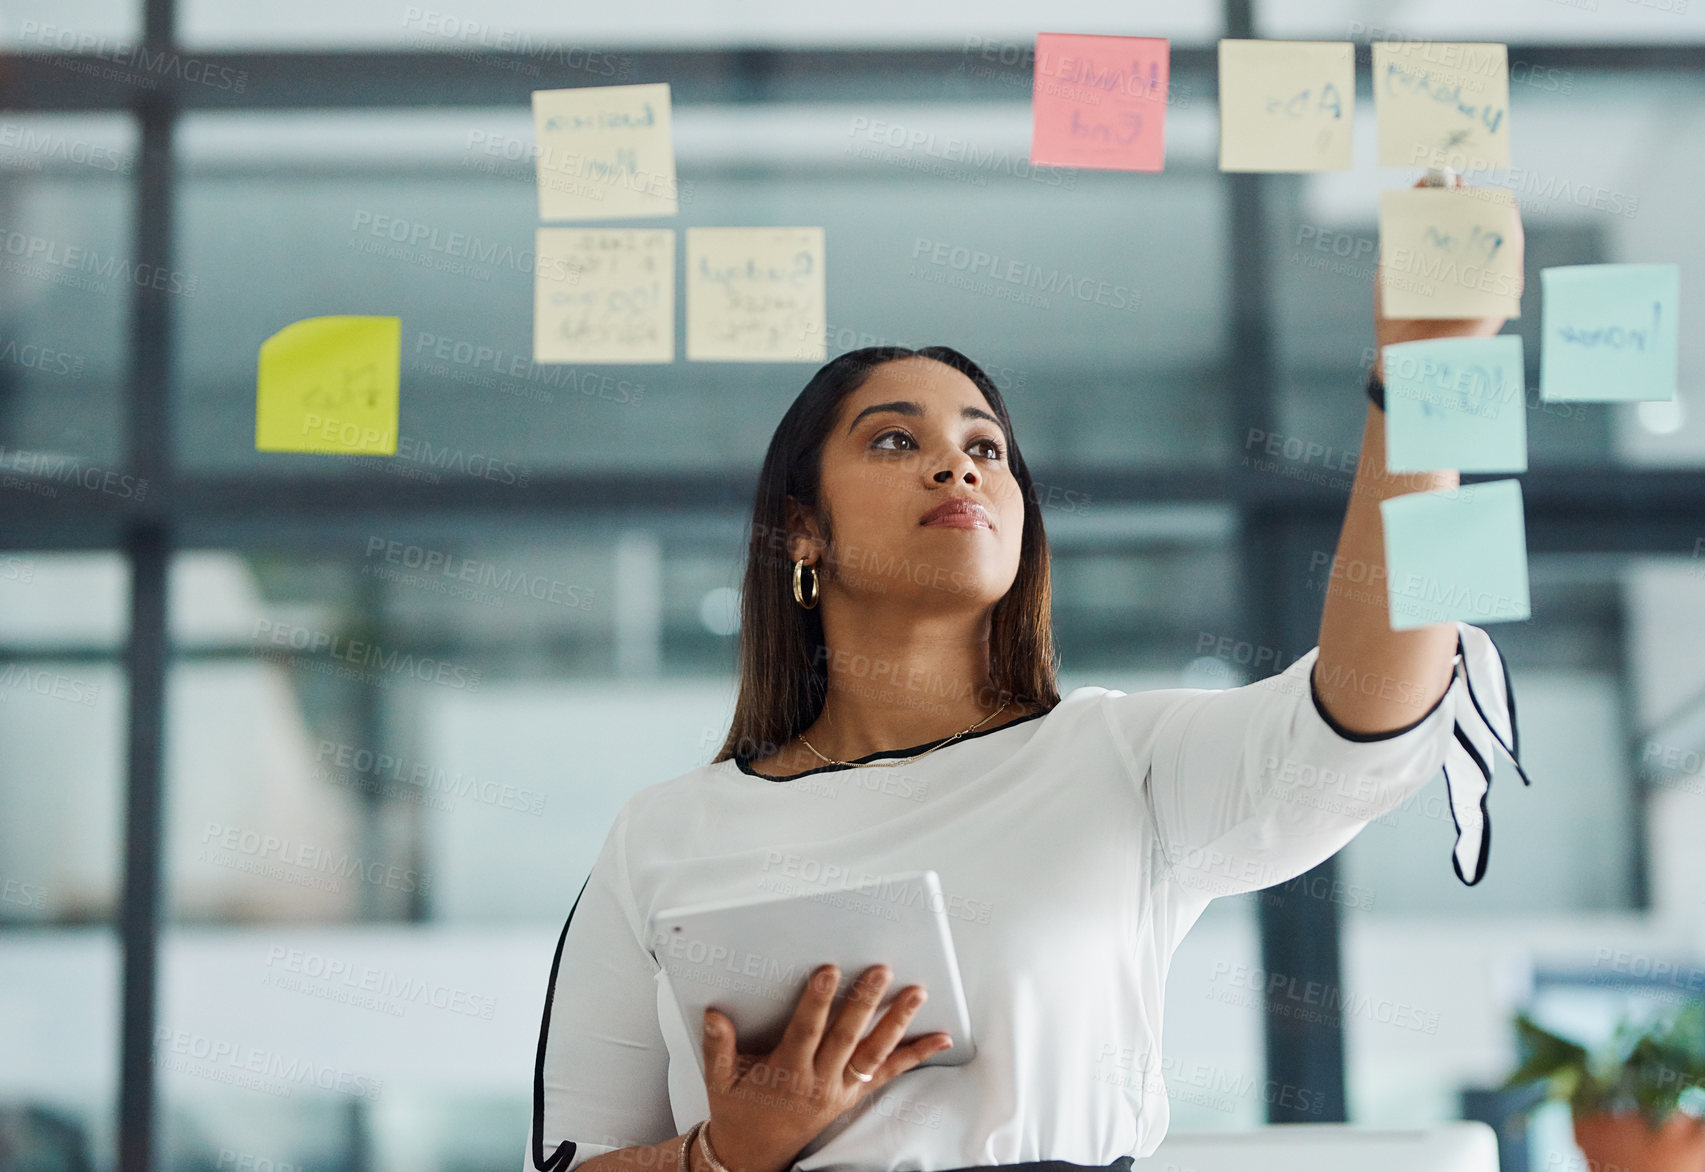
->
[[1540, 263, 1679, 402], [1382, 336, 1528, 473], [1381, 479, 1530, 631]]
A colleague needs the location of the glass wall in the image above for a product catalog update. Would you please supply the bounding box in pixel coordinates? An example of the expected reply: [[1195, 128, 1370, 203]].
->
[[2, 2, 1702, 1170], [0, 552, 128, 1162]]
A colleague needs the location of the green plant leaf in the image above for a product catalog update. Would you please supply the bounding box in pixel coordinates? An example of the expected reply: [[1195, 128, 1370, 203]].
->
[[1502, 1001, 1705, 1128], [1502, 1013, 1592, 1096]]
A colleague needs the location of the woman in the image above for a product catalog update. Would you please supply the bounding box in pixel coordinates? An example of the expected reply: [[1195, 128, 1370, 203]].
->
[[530, 175, 1528, 1172]]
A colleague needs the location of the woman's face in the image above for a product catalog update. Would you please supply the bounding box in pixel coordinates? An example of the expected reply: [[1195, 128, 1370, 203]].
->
[[796, 356, 1025, 612]]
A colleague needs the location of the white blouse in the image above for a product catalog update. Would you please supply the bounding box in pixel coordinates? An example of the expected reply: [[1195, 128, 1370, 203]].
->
[[527, 623, 1525, 1172]]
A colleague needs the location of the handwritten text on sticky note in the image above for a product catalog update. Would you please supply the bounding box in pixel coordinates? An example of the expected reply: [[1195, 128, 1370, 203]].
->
[[1218, 40, 1354, 172], [256, 316, 400, 455], [531, 83, 680, 221], [1029, 33, 1169, 172], [534, 228, 674, 364], [1383, 336, 1528, 472], [1373, 41, 1510, 170], [1379, 186, 1522, 319], [1539, 263, 1680, 402], [686, 227, 826, 363], [1381, 479, 1530, 631]]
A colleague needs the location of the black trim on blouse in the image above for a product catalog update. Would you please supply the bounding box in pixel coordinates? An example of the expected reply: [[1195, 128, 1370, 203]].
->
[[531, 872, 591, 1172], [735, 705, 1053, 781], [1307, 659, 1452, 742], [1307, 632, 1534, 887], [1451, 723, 1495, 887]]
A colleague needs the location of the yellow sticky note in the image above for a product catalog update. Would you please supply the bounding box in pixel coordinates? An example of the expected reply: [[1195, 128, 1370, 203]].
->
[[534, 228, 674, 364], [1379, 187, 1522, 319], [1373, 42, 1510, 171], [686, 227, 826, 363], [1218, 40, 1354, 172], [255, 316, 400, 455], [531, 83, 679, 221]]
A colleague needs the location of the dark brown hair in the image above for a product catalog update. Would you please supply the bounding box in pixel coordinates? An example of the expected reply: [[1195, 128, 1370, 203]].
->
[[713, 345, 1061, 766]]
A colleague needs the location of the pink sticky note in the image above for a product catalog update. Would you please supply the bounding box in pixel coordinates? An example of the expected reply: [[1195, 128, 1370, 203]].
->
[[1029, 32, 1170, 172]]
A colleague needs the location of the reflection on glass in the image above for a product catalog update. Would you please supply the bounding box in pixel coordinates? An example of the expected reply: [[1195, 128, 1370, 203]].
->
[[0, 115, 135, 472]]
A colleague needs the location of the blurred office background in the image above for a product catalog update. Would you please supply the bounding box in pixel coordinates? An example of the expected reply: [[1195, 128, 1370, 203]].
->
[[2, 0, 1704, 1169]]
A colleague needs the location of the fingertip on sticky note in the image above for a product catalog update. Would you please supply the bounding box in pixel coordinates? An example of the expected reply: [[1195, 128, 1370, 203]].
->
[[255, 315, 401, 456], [1378, 186, 1523, 319]]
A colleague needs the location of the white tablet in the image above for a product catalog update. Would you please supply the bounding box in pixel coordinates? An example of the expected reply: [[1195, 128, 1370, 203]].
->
[[648, 869, 977, 1075]]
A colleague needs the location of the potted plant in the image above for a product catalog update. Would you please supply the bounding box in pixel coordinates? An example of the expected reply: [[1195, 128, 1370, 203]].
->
[[1500, 999, 1705, 1172]]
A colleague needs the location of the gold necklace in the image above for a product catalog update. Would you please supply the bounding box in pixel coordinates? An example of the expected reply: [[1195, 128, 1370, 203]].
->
[[796, 700, 1011, 769]]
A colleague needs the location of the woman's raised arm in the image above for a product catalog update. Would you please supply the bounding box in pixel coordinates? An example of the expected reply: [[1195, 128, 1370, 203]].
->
[[1313, 171, 1526, 736]]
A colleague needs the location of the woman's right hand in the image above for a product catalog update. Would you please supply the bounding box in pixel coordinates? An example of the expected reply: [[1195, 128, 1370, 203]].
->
[[697, 962, 953, 1172]]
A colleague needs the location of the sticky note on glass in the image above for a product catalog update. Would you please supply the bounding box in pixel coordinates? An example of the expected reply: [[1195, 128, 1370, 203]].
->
[[1030, 33, 1169, 172], [1218, 40, 1354, 172], [1381, 479, 1530, 631], [1373, 42, 1510, 171], [255, 316, 400, 455], [1382, 336, 1527, 473], [686, 227, 826, 362], [1539, 263, 1680, 402], [534, 228, 674, 364], [531, 83, 678, 221], [1379, 186, 1522, 319]]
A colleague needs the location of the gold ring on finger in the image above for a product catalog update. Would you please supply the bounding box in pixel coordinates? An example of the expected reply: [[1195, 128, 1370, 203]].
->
[[845, 1059, 874, 1083]]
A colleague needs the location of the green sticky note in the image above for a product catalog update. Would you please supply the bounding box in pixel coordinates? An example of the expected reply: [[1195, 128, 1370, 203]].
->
[[1383, 336, 1528, 473], [256, 316, 401, 454], [1540, 263, 1679, 402], [1381, 479, 1530, 631]]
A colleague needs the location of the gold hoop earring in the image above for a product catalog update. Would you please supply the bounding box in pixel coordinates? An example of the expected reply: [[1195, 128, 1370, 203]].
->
[[792, 559, 819, 609]]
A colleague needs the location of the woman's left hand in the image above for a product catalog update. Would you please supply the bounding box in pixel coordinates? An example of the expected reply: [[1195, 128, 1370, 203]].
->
[[1371, 171, 1525, 380]]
